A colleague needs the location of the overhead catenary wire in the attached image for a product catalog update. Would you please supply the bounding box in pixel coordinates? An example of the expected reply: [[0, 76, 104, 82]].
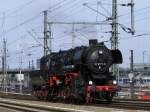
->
[[98, 1, 111, 16], [87, 1, 150, 22], [28, 30, 52, 53], [3, 0, 80, 35], [59, 24, 90, 44], [2, 0, 114, 50], [83, 3, 110, 20], [48, 0, 85, 19], [7, 35, 27, 46], [119, 33, 150, 41], [3, 1, 150, 37], [7, 24, 43, 47], [8, 44, 41, 55], [47, 0, 69, 11], [121, 14, 150, 26], [0, 0, 38, 20], [3, 0, 109, 68], [3, 0, 110, 39], [4, 0, 150, 70], [118, 4, 150, 19], [51, 3, 91, 22], [5, 13, 42, 34], [27, 31, 43, 47], [5, 0, 80, 58]]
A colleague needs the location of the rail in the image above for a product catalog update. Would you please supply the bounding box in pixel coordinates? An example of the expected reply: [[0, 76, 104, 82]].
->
[[94, 100, 150, 111], [0, 98, 92, 112], [0, 92, 150, 111]]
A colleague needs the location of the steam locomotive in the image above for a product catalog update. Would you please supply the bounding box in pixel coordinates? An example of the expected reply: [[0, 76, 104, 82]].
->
[[31, 39, 122, 103]]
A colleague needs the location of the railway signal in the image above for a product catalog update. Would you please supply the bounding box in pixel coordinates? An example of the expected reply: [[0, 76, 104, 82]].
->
[[128, 72, 134, 99]]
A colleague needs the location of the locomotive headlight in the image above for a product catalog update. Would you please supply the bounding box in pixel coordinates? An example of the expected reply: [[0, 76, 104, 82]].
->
[[113, 80, 117, 85], [98, 50, 103, 55], [89, 81, 93, 85]]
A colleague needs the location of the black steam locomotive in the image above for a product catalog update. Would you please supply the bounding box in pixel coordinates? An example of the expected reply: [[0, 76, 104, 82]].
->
[[31, 39, 122, 103]]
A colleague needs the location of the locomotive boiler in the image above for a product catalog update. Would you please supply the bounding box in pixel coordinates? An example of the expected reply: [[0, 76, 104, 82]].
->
[[31, 39, 122, 103]]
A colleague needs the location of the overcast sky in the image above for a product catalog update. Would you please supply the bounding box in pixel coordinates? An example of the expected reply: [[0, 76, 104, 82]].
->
[[0, 0, 150, 69]]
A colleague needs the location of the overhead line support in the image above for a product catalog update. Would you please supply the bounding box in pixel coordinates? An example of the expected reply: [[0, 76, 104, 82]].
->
[[43, 10, 50, 56], [111, 0, 119, 76]]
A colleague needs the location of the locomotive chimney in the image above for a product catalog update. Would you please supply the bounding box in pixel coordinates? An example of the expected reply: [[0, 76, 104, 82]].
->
[[89, 39, 98, 46]]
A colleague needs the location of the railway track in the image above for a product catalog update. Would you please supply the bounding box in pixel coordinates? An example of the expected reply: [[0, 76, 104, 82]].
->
[[0, 98, 92, 112], [94, 100, 150, 111], [0, 91, 36, 100], [0, 92, 150, 111], [0, 101, 50, 112]]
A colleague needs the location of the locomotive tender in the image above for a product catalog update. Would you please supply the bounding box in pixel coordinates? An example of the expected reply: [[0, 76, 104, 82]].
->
[[31, 39, 122, 103]]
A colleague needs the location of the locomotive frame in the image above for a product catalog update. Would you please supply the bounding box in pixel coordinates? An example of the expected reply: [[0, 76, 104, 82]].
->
[[31, 39, 122, 104]]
